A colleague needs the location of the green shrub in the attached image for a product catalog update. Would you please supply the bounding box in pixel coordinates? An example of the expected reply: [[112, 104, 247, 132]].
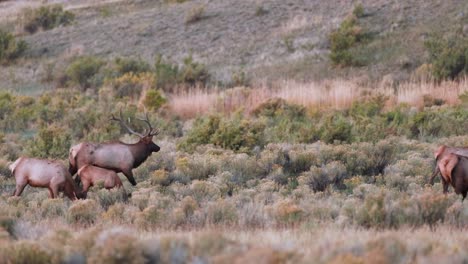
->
[[27, 124, 71, 159], [0, 30, 27, 64], [211, 115, 265, 152], [114, 57, 151, 76], [180, 54, 209, 86], [319, 113, 353, 143], [143, 89, 166, 111], [65, 56, 104, 90], [0, 92, 14, 122], [179, 114, 264, 152], [424, 34, 468, 80], [329, 15, 368, 66], [22, 5, 75, 33], [352, 4, 364, 18], [110, 72, 156, 100], [154, 55, 179, 91]]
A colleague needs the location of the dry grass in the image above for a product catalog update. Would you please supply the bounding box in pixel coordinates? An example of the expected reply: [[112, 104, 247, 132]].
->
[[168, 79, 468, 118]]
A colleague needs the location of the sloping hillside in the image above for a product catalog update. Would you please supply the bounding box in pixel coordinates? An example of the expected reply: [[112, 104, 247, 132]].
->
[[0, 0, 467, 93]]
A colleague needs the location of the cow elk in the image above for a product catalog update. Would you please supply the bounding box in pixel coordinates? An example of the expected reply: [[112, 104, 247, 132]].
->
[[9, 157, 80, 200], [69, 111, 160, 186]]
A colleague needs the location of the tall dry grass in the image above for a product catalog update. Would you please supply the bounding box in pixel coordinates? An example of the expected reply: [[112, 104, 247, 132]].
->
[[168, 79, 468, 118]]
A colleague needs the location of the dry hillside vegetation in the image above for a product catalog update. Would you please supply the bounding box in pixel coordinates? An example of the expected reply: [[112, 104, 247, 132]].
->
[[0, 0, 467, 92], [0, 0, 468, 263]]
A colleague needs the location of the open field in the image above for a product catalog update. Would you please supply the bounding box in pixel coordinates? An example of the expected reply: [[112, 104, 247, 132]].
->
[[0, 0, 468, 263], [0, 84, 467, 262]]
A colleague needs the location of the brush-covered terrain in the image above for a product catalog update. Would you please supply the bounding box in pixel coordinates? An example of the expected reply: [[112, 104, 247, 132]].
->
[[0, 0, 468, 263]]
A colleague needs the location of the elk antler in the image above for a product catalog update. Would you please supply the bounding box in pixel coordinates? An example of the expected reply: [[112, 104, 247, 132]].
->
[[110, 110, 145, 138], [136, 112, 159, 137]]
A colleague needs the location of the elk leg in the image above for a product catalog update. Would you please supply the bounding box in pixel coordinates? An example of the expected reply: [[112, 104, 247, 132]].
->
[[50, 184, 59, 199], [13, 183, 27, 196], [80, 179, 91, 199], [443, 179, 449, 194], [74, 175, 82, 186], [47, 187, 54, 198], [122, 169, 137, 186], [429, 166, 440, 185]]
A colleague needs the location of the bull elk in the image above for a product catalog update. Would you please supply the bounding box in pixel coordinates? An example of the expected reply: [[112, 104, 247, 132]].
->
[[9, 157, 80, 200], [69, 111, 160, 186]]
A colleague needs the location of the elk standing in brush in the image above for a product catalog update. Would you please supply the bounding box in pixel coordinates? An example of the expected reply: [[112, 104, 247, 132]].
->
[[9, 157, 80, 200], [69, 112, 160, 186], [77, 165, 126, 198]]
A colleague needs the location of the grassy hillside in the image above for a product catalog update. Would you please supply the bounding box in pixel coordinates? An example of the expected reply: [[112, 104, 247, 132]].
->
[[1, 0, 468, 92]]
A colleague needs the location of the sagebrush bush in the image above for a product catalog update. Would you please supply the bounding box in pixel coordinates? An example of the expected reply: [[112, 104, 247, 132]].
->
[[151, 169, 171, 186], [88, 188, 128, 210], [22, 5, 75, 33], [0, 30, 27, 64], [67, 199, 100, 226], [5, 241, 52, 264], [206, 200, 238, 225], [89, 229, 145, 264], [272, 200, 304, 225], [134, 205, 162, 230], [41, 198, 67, 218]]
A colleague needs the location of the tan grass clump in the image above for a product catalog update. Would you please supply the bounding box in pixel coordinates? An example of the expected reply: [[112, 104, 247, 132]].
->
[[168, 79, 468, 118]]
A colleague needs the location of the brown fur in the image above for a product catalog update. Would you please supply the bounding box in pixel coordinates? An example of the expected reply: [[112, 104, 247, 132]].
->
[[10, 157, 79, 200], [77, 165, 126, 198], [430, 145, 468, 184]]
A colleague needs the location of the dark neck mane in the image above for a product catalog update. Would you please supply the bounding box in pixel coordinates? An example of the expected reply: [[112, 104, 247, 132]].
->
[[129, 142, 151, 168]]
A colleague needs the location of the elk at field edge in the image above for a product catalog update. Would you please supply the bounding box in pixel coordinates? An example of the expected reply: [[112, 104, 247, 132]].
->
[[69, 111, 160, 186]]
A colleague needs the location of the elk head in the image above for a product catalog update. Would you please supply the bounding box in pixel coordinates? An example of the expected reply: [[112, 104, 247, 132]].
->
[[110, 111, 161, 153]]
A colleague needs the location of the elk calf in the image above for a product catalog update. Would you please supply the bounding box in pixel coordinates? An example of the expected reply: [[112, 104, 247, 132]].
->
[[77, 165, 126, 198], [9, 157, 79, 200]]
